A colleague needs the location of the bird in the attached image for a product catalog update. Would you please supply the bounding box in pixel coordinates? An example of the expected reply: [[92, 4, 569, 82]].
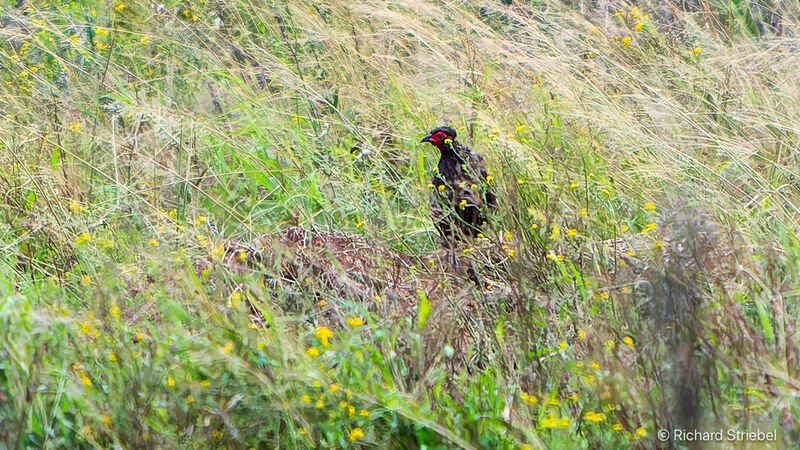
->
[[421, 126, 497, 248]]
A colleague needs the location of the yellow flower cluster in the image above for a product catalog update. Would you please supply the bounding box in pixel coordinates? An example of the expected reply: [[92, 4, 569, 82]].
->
[[349, 427, 364, 442], [315, 326, 333, 346], [585, 411, 606, 423], [520, 391, 538, 405], [539, 414, 571, 429], [346, 317, 364, 328]]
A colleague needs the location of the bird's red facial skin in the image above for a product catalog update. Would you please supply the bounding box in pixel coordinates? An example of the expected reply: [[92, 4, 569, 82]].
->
[[430, 131, 447, 142], [428, 132, 450, 151]]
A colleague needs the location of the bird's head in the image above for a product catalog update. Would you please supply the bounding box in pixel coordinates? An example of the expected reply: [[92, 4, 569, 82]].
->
[[421, 126, 457, 152]]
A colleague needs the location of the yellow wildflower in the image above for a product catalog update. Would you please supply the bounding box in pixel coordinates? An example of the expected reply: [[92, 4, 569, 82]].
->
[[577, 330, 586, 339], [693, 46, 701, 54], [373, 294, 381, 302], [166, 377, 175, 387], [585, 411, 606, 423], [644, 202, 656, 211], [591, 362, 600, 371], [347, 317, 364, 328], [558, 341, 567, 350], [623, 336, 634, 347], [80, 275, 90, 287], [636, 428, 646, 437], [635, 22, 643, 31], [567, 228, 577, 237], [459, 200, 467, 210], [317, 300, 327, 307], [315, 326, 333, 346], [349, 428, 365, 442], [485, 176, 493, 183], [102, 415, 111, 425], [301, 394, 311, 404], [96, 239, 114, 248], [222, 343, 233, 354], [108, 352, 117, 362], [306, 347, 320, 360], [114, 3, 126, 11], [211, 242, 224, 258], [315, 400, 324, 409], [539, 414, 570, 429], [621, 36, 631, 46], [579, 208, 587, 216], [356, 220, 365, 229], [76, 232, 91, 245], [620, 223, 629, 233], [613, 424, 623, 431], [437, 184, 446, 192], [569, 182, 579, 189], [549, 224, 560, 240], [110, 306, 120, 317]]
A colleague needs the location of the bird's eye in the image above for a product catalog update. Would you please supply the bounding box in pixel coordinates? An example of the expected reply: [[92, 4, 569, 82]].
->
[[434, 132, 446, 140]]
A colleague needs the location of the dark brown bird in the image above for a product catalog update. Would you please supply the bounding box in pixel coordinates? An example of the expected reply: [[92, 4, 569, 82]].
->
[[421, 126, 497, 247]]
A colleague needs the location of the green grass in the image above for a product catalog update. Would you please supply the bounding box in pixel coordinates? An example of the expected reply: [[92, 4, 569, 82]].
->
[[1, 0, 799, 448]]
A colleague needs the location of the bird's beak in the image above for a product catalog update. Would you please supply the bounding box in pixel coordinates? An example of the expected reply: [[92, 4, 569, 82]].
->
[[420, 135, 431, 144]]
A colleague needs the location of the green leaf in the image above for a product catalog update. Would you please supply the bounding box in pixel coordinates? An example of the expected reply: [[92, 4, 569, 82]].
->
[[417, 294, 431, 330], [25, 191, 36, 209], [51, 148, 60, 171]]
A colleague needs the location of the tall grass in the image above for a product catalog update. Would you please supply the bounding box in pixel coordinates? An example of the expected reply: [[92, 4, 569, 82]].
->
[[1, 0, 799, 447]]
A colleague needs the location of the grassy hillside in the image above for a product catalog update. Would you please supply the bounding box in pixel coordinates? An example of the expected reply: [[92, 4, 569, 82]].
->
[[1, 0, 798, 448]]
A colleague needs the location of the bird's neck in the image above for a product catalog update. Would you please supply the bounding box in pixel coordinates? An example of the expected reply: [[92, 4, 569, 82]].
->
[[438, 141, 462, 157]]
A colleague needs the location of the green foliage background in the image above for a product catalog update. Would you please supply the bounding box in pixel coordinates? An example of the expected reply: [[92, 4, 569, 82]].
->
[[0, 0, 798, 448]]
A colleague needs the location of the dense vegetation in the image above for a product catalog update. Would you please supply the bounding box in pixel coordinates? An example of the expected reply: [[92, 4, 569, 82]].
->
[[1, 0, 798, 448]]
